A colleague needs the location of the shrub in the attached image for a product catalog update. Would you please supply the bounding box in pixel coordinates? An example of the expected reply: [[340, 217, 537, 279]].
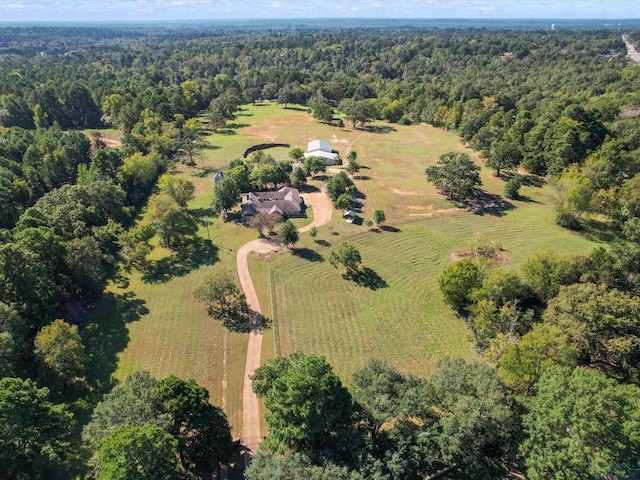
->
[[555, 209, 581, 230], [504, 175, 523, 199]]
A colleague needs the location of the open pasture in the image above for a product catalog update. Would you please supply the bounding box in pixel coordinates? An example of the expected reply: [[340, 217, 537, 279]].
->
[[86, 103, 601, 436], [262, 186, 599, 381]]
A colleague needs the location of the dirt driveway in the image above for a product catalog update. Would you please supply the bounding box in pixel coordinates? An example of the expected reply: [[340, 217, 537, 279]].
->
[[238, 189, 332, 456]]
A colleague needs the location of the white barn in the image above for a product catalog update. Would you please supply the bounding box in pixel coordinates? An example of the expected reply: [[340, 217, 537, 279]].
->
[[304, 139, 338, 165]]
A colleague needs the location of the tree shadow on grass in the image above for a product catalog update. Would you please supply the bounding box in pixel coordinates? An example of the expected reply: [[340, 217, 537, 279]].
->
[[578, 218, 618, 243], [192, 169, 213, 178], [247, 309, 273, 334], [299, 184, 320, 193], [366, 125, 397, 134], [353, 191, 367, 199], [189, 207, 217, 225], [201, 143, 222, 150], [73, 291, 150, 476], [472, 192, 515, 217], [344, 267, 389, 290], [381, 225, 401, 232], [512, 194, 540, 204], [83, 291, 148, 399], [141, 238, 219, 284], [292, 247, 325, 262], [221, 311, 251, 333], [520, 173, 546, 188], [315, 239, 332, 248]]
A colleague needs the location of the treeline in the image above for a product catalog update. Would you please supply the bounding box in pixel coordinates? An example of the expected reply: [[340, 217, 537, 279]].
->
[[0, 99, 206, 477], [1, 371, 234, 479], [1, 26, 637, 133], [0, 101, 206, 359], [248, 351, 640, 480]]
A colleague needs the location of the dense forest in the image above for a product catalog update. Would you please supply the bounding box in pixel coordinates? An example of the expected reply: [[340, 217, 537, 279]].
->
[[1, 24, 640, 479]]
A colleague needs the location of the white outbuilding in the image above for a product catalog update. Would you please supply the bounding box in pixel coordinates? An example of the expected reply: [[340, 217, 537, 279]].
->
[[304, 139, 338, 165]]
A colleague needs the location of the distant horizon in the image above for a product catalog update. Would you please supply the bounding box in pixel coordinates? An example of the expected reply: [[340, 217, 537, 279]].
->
[[1, 18, 639, 30], [1, 17, 637, 23], [1, 1, 638, 23]]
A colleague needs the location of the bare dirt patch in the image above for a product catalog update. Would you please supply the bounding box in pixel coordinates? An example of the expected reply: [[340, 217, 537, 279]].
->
[[389, 187, 427, 195], [103, 137, 122, 147], [244, 114, 311, 141], [194, 182, 207, 196], [409, 207, 460, 217], [450, 250, 510, 264], [331, 134, 349, 145], [407, 204, 434, 210], [253, 251, 280, 262], [622, 34, 640, 65], [450, 236, 509, 264]]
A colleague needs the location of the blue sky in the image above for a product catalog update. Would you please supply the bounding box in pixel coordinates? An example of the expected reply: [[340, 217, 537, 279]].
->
[[1, 0, 637, 22]]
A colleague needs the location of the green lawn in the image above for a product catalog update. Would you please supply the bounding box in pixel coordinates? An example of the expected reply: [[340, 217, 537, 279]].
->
[[240, 106, 602, 384], [83, 103, 603, 439], [84, 165, 260, 436], [198, 103, 362, 166]]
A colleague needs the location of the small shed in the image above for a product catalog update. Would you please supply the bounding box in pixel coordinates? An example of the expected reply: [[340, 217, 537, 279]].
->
[[343, 209, 357, 223]]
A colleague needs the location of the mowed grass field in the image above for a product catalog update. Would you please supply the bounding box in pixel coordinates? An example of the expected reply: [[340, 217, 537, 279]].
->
[[85, 169, 256, 434], [85, 103, 601, 437], [236, 105, 601, 383], [261, 196, 598, 382], [84, 103, 354, 436]]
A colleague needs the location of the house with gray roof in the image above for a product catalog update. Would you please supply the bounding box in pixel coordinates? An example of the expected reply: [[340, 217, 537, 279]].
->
[[241, 187, 306, 219]]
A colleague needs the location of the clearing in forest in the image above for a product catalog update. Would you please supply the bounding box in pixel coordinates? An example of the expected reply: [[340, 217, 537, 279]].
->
[[85, 103, 601, 439]]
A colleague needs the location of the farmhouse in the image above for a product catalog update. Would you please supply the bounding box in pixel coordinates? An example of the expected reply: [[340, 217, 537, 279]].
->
[[241, 187, 306, 219], [304, 139, 338, 165]]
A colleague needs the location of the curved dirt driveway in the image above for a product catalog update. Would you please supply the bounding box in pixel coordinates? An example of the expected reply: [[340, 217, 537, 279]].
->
[[239, 190, 332, 455]]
